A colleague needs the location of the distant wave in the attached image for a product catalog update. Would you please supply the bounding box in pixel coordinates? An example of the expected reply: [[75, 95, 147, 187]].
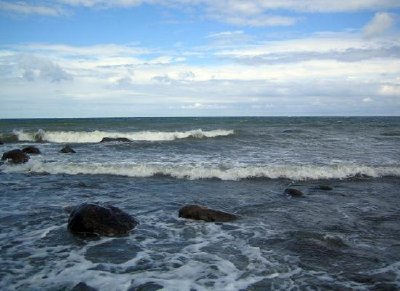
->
[[12, 129, 234, 143], [2, 161, 399, 181]]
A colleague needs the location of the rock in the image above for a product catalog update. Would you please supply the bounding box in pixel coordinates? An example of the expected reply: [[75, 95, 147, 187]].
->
[[1, 149, 30, 164], [60, 145, 76, 153], [68, 203, 138, 236], [129, 282, 163, 291], [0, 139, 3, 145], [319, 185, 333, 191], [71, 282, 97, 291], [284, 188, 303, 197], [179, 204, 237, 222], [100, 137, 131, 143], [22, 146, 41, 154]]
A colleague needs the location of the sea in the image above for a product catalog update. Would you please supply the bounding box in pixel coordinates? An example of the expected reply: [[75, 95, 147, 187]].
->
[[0, 117, 399, 290]]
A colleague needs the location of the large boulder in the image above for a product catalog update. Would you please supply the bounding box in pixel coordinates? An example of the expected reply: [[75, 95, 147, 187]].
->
[[1, 149, 30, 164], [68, 203, 138, 236], [100, 137, 131, 143], [284, 188, 303, 197], [22, 146, 41, 154], [60, 145, 76, 153], [179, 204, 237, 222]]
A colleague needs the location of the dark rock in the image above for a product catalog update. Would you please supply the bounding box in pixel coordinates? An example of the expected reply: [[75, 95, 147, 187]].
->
[[129, 282, 163, 291], [179, 204, 237, 222], [319, 185, 333, 191], [60, 145, 76, 153], [100, 137, 131, 143], [78, 181, 88, 188], [71, 282, 97, 291], [22, 146, 41, 154], [284, 188, 303, 197], [0, 139, 3, 145], [68, 203, 138, 236], [1, 149, 30, 164]]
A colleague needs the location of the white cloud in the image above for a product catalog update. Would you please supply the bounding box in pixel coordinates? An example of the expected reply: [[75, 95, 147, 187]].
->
[[1, 31, 400, 117], [363, 12, 395, 38], [59, 0, 400, 12], [0, 1, 66, 16]]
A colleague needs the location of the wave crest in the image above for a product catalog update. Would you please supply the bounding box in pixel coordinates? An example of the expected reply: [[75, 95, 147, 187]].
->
[[2, 162, 399, 181], [12, 129, 234, 143]]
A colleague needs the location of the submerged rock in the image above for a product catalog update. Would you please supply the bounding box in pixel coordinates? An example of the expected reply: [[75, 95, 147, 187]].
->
[[60, 145, 76, 153], [284, 188, 303, 197], [179, 204, 237, 222], [68, 203, 138, 236], [100, 137, 131, 143], [1, 149, 30, 164], [71, 282, 97, 291], [319, 185, 333, 191], [22, 146, 41, 154]]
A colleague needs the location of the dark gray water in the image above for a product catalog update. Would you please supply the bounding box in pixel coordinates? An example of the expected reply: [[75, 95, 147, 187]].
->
[[0, 117, 399, 290]]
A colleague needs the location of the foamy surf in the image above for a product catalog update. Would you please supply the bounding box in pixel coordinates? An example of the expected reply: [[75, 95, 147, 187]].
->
[[2, 161, 399, 181], [12, 129, 234, 143]]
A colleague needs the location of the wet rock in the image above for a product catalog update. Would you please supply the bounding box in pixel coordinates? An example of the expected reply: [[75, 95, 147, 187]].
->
[[60, 145, 76, 153], [179, 204, 237, 222], [71, 282, 97, 291], [284, 188, 303, 197], [129, 282, 163, 291], [1, 149, 30, 164], [100, 137, 131, 143], [0, 139, 3, 145], [22, 146, 41, 154], [68, 203, 138, 236], [319, 185, 333, 191]]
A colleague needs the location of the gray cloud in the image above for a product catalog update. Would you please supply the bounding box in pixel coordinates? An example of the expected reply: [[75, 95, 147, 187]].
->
[[228, 46, 400, 65], [363, 12, 396, 38], [17, 55, 72, 82]]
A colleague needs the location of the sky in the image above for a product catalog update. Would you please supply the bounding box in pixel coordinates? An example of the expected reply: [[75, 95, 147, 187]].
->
[[0, 0, 400, 118]]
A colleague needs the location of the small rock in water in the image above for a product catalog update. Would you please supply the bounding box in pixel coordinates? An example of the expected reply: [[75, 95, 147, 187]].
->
[[284, 188, 303, 197], [71, 282, 97, 291], [60, 145, 76, 153], [0, 139, 4, 145], [129, 282, 163, 291], [68, 203, 138, 236], [319, 185, 333, 191], [179, 204, 237, 222], [1, 149, 30, 164], [22, 146, 41, 154], [100, 137, 131, 142]]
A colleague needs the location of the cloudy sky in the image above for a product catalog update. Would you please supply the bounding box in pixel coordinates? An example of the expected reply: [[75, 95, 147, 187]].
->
[[0, 0, 399, 118]]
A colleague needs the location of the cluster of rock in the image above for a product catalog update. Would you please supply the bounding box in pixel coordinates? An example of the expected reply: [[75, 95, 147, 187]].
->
[[1, 145, 76, 164]]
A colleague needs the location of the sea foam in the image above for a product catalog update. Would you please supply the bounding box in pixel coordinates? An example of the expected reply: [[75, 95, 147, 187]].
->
[[2, 161, 399, 181], [12, 129, 234, 143]]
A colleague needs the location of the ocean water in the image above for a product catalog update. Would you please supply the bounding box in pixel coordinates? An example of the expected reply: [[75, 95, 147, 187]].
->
[[0, 117, 399, 290]]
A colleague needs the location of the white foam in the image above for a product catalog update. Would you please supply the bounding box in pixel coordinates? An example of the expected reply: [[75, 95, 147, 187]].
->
[[13, 129, 234, 143], [2, 161, 399, 181]]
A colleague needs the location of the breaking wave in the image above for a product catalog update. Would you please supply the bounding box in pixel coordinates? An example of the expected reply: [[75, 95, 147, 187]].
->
[[2, 161, 399, 181], [12, 129, 234, 143]]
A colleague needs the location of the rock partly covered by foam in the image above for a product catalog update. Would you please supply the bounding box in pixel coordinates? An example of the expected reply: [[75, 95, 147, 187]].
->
[[72, 282, 97, 291], [1, 149, 30, 164], [22, 146, 41, 154], [100, 137, 131, 143], [60, 144, 76, 153], [68, 203, 138, 236], [284, 188, 303, 197], [179, 204, 237, 222]]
